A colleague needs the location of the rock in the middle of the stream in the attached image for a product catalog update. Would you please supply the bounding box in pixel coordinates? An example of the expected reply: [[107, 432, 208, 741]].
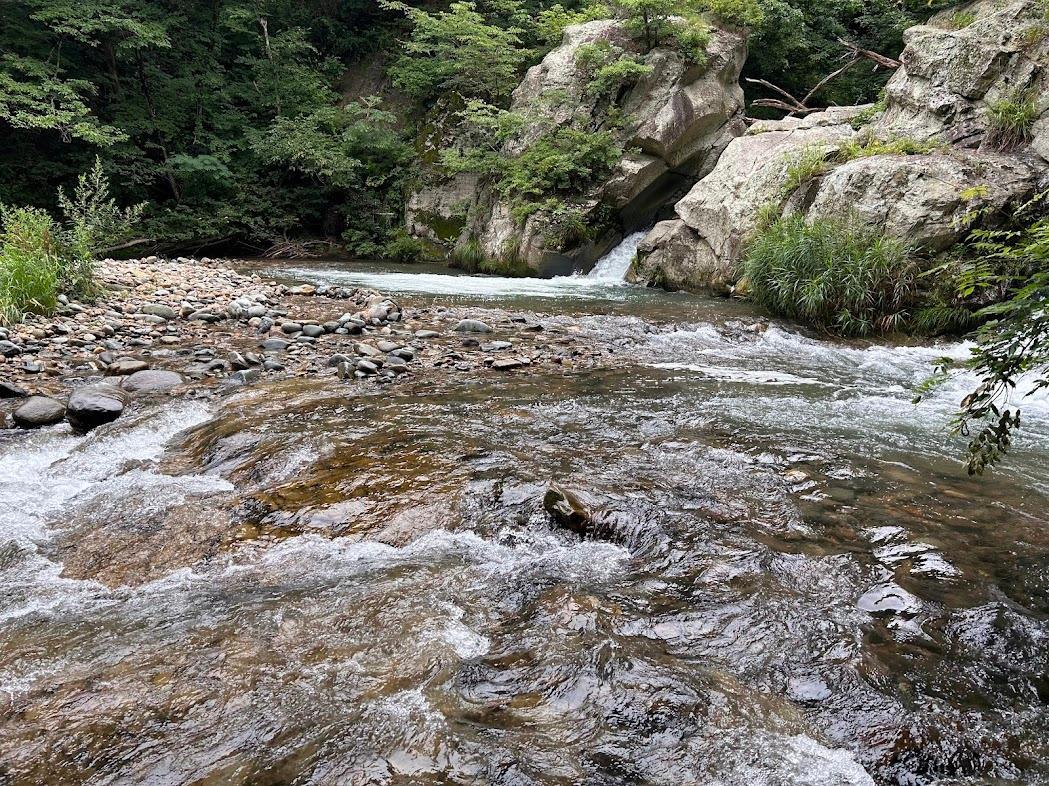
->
[[66, 383, 129, 432]]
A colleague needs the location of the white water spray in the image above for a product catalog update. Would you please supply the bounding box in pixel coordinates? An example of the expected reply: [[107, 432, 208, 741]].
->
[[586, 230, 648, 283]]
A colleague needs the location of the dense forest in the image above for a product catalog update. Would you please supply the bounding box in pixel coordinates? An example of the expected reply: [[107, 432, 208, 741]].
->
[[1, 0, 953, 256]]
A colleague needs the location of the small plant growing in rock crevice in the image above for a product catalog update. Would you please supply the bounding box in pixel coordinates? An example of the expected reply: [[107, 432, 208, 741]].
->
[[985, 89, 1037, 151]]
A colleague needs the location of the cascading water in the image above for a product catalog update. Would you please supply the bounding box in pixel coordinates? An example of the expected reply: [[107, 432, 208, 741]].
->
[[1, 260, 1046, 786], [586, 230, 648, 283]]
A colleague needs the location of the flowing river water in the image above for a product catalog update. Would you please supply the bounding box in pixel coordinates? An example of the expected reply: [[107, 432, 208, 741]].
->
[[1, 240, 1047, 785]]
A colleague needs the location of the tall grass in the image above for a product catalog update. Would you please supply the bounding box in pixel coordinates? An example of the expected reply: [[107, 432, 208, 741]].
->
[[743, 214, 914, 336], [0, 159, 143, 324], [0, 207, 63, 324]]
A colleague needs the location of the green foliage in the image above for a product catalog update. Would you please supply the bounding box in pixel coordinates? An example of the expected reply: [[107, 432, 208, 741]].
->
[[916, 192, 1049, 474], [696, 0, 767, 27], [986, 89, 1038, 151], [744, 214, 915, 336], [449, 236, 530, 276], [535, 3, 611, 45], [501, 127, 622, 217], [669, 14, 713, 64], [947, 11, 976, 29], [575, 41, 654, 98], [0, 160, 141, 323], [385, 1, 529, 104], [0, 207, 62, 324], [849, 91, 889, 129], [836, 132, 942, 162], [382, 230, 424, 263], [781, 145, 831, 198]]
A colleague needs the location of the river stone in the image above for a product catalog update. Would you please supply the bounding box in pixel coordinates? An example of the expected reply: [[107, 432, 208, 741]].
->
[[281, 321, 303, 334], [140, 303, 177, 320], [454, 319, 493, 334], [543, 483, 592, 536], [188, 310, 221, 322], [230, 369, 260, 384], [356, 359, 379, 375], [66, 384, 129, 432], [121, 369, 184, 393], [0, 340, 22, 357], [261, 338, 290, 351], [377, 340, 401, 353], [301, 324, 325, 338], [415, 330, 440, 339], [0, 381, 28, 398], [492, 358, 525, 371], [12, 396, 66, 428], [104, 359, 149, 376]]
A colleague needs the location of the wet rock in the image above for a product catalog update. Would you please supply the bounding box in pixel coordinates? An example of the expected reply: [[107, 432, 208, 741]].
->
[[0, 382, 28, 398], [12, 396, 66, 428], [454, 319, 493, 334], [281, 321, 303, 334], [543, 483, 592, 536], [66, 383, 129, 432], [356, 360, 379, 375], [260, 338, 290, 351], [328, 353, 353, 367], [336, 361, 354, 379], [121, 369, 184, 393], [230, 369, 260, 384], [0, 340, 22, 357], [188, 310, 221, 322], [228, 351, 251, 370], [262, 360, 284, 371], [104, 359, 149, 376]]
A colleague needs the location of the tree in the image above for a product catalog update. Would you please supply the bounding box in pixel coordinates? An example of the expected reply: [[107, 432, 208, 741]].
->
[[385, 1, 530, 104]]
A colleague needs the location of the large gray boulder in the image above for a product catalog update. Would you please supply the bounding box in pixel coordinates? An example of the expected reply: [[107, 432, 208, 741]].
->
[[407, 18, 748, 275], [635, 0, 1047, 293], [12, 396, 66, 428], [875, 0, 1049, 154], [806, 150, 1037, 251], [632, 108, 861, 291]]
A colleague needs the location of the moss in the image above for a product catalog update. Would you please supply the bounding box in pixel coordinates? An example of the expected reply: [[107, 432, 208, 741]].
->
[[416, 210, 466, 243]]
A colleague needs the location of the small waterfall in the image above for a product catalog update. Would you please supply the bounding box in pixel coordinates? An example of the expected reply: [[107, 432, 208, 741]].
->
[[587, 231, 648, 283]]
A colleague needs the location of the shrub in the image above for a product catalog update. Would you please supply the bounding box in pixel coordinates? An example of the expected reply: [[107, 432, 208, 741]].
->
[[575, 41, 654, 98], [669, 15, 712, 65], [0, 207, 62, 324], [382, 230, 424, 262], [986, 89, 1037, 151], [500, 127, 622, 210], [696, 0, 766, 28], [449, 236, 530, 276], [744, 214, 914, 336]]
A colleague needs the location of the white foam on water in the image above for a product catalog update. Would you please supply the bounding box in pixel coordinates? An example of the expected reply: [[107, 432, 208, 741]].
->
[[0, 401, 225, 620], [271, 232, 648, 299], [585, 230, 648, 283]]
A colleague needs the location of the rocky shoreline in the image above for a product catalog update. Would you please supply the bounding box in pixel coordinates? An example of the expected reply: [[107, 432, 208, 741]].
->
[[0, 256, 613, 432]]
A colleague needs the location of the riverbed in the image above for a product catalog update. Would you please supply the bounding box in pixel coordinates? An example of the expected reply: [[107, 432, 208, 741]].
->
[[1, 251, 1046, 785]]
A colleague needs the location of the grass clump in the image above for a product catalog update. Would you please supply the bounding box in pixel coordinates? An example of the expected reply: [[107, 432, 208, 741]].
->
[[0, 207, 63, 325], [781, 145, 831, 198], [986, 89, 1038, 151], [836, 133, 942, 162], [449, 237, 530, 276], [947, 11, 976, 29], [0, 159, 142, 324], [744, 214, 915, 336]]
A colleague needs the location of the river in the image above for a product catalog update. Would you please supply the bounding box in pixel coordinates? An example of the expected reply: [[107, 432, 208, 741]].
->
[[1, 239, 1046, 785]]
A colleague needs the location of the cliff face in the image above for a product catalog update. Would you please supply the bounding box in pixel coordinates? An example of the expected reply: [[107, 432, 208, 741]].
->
[[633, 0, 1048, 293], [405, 19, 748, 275]]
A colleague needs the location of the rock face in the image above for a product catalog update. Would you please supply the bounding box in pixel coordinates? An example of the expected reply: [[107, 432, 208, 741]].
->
[[875, 0, 1049, 153], [66, 384, 129, 432], [407, 19, 748, 275], [633, 109, 861, 291], [12, 396, 66, 428], [634, 0, 1046, 292]]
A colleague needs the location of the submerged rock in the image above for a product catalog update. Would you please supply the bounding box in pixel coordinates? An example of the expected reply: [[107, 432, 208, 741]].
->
[[66, 384, 129, 432], [12, 396, 66, 428]]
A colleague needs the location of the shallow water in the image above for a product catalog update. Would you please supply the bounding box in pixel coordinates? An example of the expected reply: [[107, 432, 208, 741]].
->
[[1, 256, 1046, 785]]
